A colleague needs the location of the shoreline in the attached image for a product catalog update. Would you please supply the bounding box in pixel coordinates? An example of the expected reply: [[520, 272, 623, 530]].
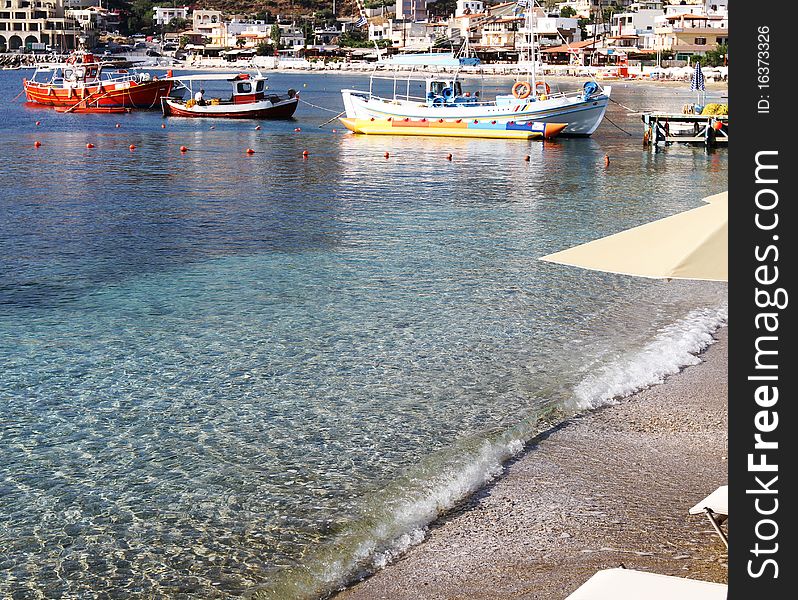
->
[[334, 326, 728, 599]]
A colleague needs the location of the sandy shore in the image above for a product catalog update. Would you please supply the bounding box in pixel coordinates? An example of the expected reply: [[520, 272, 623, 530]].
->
[[335, 327, 728, 599]]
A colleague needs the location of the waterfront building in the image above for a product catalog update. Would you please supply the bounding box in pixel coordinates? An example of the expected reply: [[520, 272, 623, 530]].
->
[[368, 17, 435, 49], [192, 9, 223, 44], [478, 13, 523, 51], [153, 6, 189, 28], [652, 11, 727, 60], [0, 0, 82, 51], [610, 5, 664, 50]]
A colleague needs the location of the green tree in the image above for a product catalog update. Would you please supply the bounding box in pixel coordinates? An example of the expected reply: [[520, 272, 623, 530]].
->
[[164, 17, 189, 33], [270, 23, 282, 48], [560, 6, 576, 18], [703, 43, 728, 67], [256, 41, 276, 55], [128, 0, 155, 34]]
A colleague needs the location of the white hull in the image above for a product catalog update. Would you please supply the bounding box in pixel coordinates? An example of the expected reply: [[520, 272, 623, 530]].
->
[[342, 86, 611, 136]]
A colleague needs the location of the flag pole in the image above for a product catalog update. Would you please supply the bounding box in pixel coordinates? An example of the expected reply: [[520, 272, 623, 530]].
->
[[353, 0, 382, 61]]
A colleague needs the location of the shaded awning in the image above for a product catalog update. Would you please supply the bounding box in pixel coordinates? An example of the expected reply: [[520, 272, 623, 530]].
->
[[381, 52, 481, 67]]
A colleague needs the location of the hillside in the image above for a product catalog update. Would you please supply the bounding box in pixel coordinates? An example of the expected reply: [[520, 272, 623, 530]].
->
[[194, 0, 362, 19]]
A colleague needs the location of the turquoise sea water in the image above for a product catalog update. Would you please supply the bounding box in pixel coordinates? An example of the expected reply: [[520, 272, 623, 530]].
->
[[1, 70, 727, 599]]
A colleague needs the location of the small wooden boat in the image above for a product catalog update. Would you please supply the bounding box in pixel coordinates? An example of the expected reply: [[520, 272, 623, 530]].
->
[[340, 117, 567, 140], [161, 73, 298, 119]]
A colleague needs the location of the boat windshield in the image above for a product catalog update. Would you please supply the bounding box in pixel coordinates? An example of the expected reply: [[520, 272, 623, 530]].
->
[[429, 81, 463, 96]]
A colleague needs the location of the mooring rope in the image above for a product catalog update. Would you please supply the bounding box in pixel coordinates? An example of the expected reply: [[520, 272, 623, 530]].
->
[[297, 97, 343, 113], [603, 114, 635, 136]]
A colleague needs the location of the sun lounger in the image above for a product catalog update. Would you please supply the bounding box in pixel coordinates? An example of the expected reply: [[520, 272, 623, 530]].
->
[[689, 485, 728, 549], [564, 568, 728, 600]]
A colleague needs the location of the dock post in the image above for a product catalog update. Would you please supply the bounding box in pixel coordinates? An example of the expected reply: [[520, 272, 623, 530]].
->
[[706, 118, 717, 147]]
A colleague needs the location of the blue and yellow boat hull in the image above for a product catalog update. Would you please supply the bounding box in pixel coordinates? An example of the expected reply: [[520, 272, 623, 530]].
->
[[340, 118, 567, 140]]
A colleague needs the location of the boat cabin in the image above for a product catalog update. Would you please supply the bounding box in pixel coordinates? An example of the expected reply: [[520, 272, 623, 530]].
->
[[424, 78, 478, 107], [232, 74, 266, 104]]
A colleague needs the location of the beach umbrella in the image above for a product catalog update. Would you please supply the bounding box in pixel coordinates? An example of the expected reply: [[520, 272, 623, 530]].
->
[[690, 60, 706, 106], [539, 192, 727, 282]]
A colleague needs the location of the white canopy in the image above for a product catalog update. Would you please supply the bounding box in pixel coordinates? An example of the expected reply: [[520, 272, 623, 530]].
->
[[540, 191, 728, 282], [565, 568, 727, 600], [689, 485, 728, 516]]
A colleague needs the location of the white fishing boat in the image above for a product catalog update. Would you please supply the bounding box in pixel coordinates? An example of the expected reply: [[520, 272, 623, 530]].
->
[[341, 7, 610, 137]]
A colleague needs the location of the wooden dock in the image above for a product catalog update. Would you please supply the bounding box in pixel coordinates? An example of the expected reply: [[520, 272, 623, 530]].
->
[[642, 113, 728, 147]]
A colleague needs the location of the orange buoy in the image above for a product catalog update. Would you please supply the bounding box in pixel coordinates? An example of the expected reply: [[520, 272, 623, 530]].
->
[[246, 148, 255, 154], [302, 150, 309, 157], [35, 121, 41, 126], [180, 145, 188, 152], [446, 153, 453, 161], [524, 155, 530, 162], [34, 141, 42, 148], [713, 121, 723, 130], [129, 144, 136, 150], [161, 123, 166, 128], [86, 143, 95, 149], [332, 129, 337, 133], [384, 152, 390, 159], [294, 127, 302, 132]]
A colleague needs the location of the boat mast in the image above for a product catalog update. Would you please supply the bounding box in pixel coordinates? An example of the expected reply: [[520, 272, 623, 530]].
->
[[528, 1, 538, 85]]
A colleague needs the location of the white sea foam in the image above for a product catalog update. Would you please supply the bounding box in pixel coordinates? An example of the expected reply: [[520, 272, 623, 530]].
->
[[259, 306, 729, 600], [572, 303, 728, 411]]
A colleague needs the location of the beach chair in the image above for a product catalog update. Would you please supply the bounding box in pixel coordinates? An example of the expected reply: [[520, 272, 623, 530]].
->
[[564, 568, 727, 600], [689, 485, 728, 549]]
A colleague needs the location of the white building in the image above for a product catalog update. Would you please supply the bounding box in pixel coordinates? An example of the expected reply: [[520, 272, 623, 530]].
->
[[153, 6, 189, 28], [517, 7, 581, 53], [611, 7, 663, 49], [456, 0, 483, 16], [276, 22, 306, 50], [1, 0, 82, 51], [369, 18, 434, 49]]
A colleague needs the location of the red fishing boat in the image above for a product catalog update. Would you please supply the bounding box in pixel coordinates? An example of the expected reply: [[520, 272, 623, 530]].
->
[[161, 73, 298, 119], [23, 51, 174, 110]]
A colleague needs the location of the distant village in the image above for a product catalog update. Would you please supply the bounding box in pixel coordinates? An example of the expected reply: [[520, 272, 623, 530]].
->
[[2, 0, 728, 68]]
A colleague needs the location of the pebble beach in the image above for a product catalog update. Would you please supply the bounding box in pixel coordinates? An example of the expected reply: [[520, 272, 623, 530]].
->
[[336, 327, 729, 599]]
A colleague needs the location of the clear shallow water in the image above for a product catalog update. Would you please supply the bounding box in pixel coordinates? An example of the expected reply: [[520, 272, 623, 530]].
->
[[1, 71, 727, 599]]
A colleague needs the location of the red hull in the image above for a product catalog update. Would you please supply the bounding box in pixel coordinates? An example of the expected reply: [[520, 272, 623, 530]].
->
[[23, 79, 174, 109], [54, 106, 132, 114]]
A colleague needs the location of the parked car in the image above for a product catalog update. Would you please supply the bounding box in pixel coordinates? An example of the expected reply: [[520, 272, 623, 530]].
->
[[146, 49, 162, 57]]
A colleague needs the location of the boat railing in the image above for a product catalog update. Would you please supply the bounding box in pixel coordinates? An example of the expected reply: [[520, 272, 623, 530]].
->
[[357, 85, 603, 107]]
